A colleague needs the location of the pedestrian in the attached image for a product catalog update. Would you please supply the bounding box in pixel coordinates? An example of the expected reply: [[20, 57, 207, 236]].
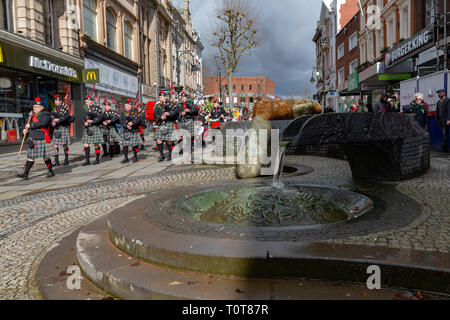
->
[[17, 97, 58, 180], [120, 100, 145, 163], [324, 104, 334, 113], [391, 96, 401, 113], [356, 99, 368, 113], [51, 94, 73, 166], [81, 95, 105, 166], [404, 93, 429, 128], [374, 93, 393, 113], [154, 91, 179, 162], [436, 89, 450, 152]]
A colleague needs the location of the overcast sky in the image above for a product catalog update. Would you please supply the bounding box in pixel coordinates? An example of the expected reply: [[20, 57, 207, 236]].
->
[[173, 0, 323, 98]]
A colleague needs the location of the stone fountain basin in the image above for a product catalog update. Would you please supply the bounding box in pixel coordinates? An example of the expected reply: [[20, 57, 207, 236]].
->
[[152, 181, 374, 229]]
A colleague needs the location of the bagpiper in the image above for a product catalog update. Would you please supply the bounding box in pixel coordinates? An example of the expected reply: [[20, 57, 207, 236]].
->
[[51, 94, 73, 166], [154, 90, 179, 162], [101, 99, 121, 158], [81, 95, 105, 166], [137, 102, 147, 150], [17, 97, 58, 180], [121, 99, 145, 163], [178, 92, 199, 153]]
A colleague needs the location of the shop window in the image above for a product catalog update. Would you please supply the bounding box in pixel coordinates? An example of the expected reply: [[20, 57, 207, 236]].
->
[[83, 0, 97, 41], [106, 8, 117, 51], [124, 22, 133, 60]]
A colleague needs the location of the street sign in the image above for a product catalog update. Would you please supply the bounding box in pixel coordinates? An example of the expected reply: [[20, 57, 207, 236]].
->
[[83, 69, 100, 84]]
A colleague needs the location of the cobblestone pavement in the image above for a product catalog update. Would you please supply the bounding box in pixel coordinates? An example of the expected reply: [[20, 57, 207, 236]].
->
[[0, 146, 448, 299]]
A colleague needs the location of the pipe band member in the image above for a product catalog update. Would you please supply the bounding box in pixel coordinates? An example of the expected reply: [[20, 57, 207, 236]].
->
[[121, 99, 145, 163], [81, 95, 105, 166], [17, 97, 58, 180], [52, 94, 73, 166], [101, 99, 121, 158], [154, 90, 180, 162]]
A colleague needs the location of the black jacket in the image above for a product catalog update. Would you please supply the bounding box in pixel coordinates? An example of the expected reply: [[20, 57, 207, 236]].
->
[[27, 111, 52, 140], [52, 105, 72, 127], [121, 110, 144, 133], [211, 107, 226, 122], [436, 97, 450, 125], [179, 101, 199, 120], [154, 102, 179, 124], [83, 107, 105, 127], [103, 110, 120, 129]]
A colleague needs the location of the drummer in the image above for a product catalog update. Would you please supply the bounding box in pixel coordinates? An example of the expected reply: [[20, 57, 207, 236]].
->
[[208, 100, 226, 126]]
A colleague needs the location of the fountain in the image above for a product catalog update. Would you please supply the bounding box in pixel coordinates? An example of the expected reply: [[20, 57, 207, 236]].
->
[[37, 105, 445, 300]]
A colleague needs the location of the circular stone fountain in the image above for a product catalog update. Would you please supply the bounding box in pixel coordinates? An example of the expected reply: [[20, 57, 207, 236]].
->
[[172, 184, 372, 227], [149, 181, 374, 231]]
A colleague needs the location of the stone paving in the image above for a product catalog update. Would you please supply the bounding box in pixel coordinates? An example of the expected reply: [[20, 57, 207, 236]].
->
[[0, 139, 449, 299]]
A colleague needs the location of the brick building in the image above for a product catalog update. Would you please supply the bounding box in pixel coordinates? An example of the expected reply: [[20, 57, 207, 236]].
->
[[204, 76, 275, 109], [336, 11, 360, 97]]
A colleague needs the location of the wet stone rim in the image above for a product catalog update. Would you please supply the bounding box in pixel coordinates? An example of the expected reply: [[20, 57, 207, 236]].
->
[[143, 180, 423, 242]]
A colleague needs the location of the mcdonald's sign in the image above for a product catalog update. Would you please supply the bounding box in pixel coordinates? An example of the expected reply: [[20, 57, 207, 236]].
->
[[83, 69, 99, 84], [0, 44, 4, 63]]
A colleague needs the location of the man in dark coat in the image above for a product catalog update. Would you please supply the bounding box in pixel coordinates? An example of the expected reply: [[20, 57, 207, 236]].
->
[[436, 89, 450, 152]]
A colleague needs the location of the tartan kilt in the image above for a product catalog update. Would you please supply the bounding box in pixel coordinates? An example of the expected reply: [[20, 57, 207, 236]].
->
[[102, 127, 120, 143], [81, 126, 104, 145], [27, 139, 58, 159], [180, 119, 195, 137], [154, 122, 178, 142], [122, 131, 143, 146], [53, 126, 72, 146]]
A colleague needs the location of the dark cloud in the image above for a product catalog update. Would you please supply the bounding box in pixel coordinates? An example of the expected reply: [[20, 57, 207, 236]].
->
[[174, 0, 322, 98]]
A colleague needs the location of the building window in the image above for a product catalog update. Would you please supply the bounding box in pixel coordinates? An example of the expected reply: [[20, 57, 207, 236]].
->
[[83, 0, 97, 41], [124, 22, 133, 59], [241, 84, 244, 91], [425, 0, 435, 26], [106, 8, 117, 51], [338, 68, 345, 86], [349, 59, 358, 74], [349, 33, 357, 51], [337, 43, 345, 59], [249, 84, 252, 91]]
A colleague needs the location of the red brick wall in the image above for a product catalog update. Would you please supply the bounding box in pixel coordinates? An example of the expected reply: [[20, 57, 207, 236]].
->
[[204, 76, 275, 108], [335, 11, 360, 89]]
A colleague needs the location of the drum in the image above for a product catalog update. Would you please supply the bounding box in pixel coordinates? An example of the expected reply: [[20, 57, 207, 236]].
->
[[210, 120, 220, 129]]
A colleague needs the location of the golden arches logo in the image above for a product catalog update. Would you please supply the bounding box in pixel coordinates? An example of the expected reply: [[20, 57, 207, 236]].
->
[[86, 72, 97, 81], [0, 45, 3, 63]]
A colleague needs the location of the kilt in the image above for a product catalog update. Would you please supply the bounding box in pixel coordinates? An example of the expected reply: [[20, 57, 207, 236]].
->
[[122, 131, 143, 147], [180, 119, 195, 137], [81, 126, 104, 145], [53, 126, 72, 146], [27, 139, 58, 159], [101, 127, 120, 143], [154, 122, 178, 142]]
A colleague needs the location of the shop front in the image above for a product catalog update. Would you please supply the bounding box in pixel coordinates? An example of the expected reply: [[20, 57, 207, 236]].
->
[[0, 31, 84, 144], [84, 57, 138, 106]]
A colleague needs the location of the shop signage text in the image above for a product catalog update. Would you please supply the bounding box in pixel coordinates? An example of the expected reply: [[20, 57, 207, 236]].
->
[[29, 56, 78, 79], [386, 29, 433, 67], [348, 71, 359, 91]]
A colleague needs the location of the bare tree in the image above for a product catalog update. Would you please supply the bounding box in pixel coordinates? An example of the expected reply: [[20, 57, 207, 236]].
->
[[211, 0, 260, 109]]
